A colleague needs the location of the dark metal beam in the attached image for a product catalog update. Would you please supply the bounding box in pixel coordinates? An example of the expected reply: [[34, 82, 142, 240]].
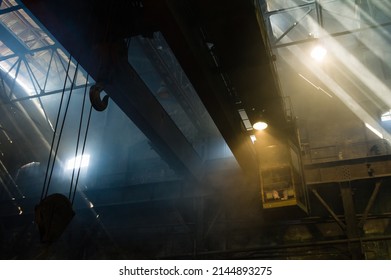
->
[[195, 196, 205, 254], [137, 38, 204, 132], [146, 0, 266, 182], [358, 180, 382, 228], [9, 84, 90, 103], [274, 20, 391, 48], [105, 55, 204, 179], [274, 8, 313, 45], [0, 5, 22, 15], [315, 0, 324, 28], [0, 45, 57, 62], [21, 0, 204, 180], [0, 21, 29, 54], [265, 2, 314, 16], [311, 188, 346, 231], [339, 182, 363, 259]]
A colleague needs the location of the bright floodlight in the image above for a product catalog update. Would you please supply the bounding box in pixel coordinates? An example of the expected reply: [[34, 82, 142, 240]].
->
[[253, 121, 268, 131], [311, 46, 327, 62], [66, 154, 90, 170]]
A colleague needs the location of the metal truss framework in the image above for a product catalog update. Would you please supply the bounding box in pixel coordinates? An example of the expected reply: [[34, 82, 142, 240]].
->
[[0, 0, 88, 106], [1, 0, 391, 260], [1, 0, 206, 181], [260, 0, 391, 49]]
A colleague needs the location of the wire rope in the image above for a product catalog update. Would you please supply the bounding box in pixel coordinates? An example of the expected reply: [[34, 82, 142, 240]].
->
[[44, 62, 79, 199], [40, 55, 72, 201], [68, 74, 89, 201]]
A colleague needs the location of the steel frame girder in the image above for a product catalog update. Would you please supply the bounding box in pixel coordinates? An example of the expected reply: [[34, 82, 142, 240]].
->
[[358, 180, 382, 228], [264, 0, 391, 49], [102, 54, 204, 179], [0, 45, 57, 62], [145, 0, 260, 181], [264, 1, 316, 46], [273, 7, 313, 45], [8, 84, 89, 103], [21, 0, 204, 180], [0, 47, 79, 105], [311, 188, 346, 231], [0, 23, 29, 54], [339, 182, 364, 259], [0, 5, 22, 15], [274, 20, 391, 48], [137, 37, 205, 133]]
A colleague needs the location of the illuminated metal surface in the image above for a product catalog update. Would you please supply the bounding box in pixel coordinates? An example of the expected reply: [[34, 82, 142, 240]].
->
[[0, 0, 390, 260], [259, 0, 391, 162]]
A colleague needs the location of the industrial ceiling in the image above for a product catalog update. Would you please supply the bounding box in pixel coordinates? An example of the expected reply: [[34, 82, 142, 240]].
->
[[1, 0, 391, 259]]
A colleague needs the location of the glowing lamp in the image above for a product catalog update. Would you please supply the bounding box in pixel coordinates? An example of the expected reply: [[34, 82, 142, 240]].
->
[[253, 121, 268, 131]]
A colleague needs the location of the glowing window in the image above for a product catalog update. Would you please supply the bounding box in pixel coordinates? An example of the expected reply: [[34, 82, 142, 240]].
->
[[381, 111, 391, 122], [66, 154, 90, 170]]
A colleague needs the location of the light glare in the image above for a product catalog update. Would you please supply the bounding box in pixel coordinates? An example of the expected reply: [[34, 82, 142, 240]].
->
[[250, 135, 257, 143], [365, 123, 383, 139], [66, 154, 90, 170], [381, 111, 391, 122], [253, 121, 268, 130], [311, 46, 327, 62]]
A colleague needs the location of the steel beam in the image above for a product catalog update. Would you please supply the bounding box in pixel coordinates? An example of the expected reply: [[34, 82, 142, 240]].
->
[[315, 0, 324, 28], [265, 2, 314, 16], [0, 5, 22, 15], [145, 0, 266, 182], [274, 21, 391, 48], [21, 0, 287, 184], [0, 23, 28, 54], [137, 37, 205, 133], [274, 8, 313, 45], [0, 45, 57, 62], [21, 0, 204, 180], [358, 180, 382, 228], [339, 182, 364, 259], [311, 188, 346, 231], [9, 84, 90, 103]]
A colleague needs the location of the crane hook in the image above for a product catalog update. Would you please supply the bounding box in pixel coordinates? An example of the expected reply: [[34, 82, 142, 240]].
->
[[89, 82, 109, 111]]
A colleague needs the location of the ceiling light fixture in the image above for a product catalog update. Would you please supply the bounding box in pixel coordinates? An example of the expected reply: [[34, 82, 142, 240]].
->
[[249, 108, 268, 131], [253, 121, 268, 131]]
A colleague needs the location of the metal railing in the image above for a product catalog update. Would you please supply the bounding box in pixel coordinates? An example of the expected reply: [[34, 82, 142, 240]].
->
[[302, 138, 391, 164]]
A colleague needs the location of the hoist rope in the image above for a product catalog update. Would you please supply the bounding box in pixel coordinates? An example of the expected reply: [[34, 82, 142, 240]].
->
[[72, 100, 93, 205], [68, 73, 90, 202], [40, 56, 72, 202], [42, 60, 79, 200]]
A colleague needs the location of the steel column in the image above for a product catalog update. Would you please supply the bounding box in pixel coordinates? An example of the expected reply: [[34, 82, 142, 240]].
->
[[340, 182, 364, 259], [311, 188, 346, 231], [358, 180, 382, 228]]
